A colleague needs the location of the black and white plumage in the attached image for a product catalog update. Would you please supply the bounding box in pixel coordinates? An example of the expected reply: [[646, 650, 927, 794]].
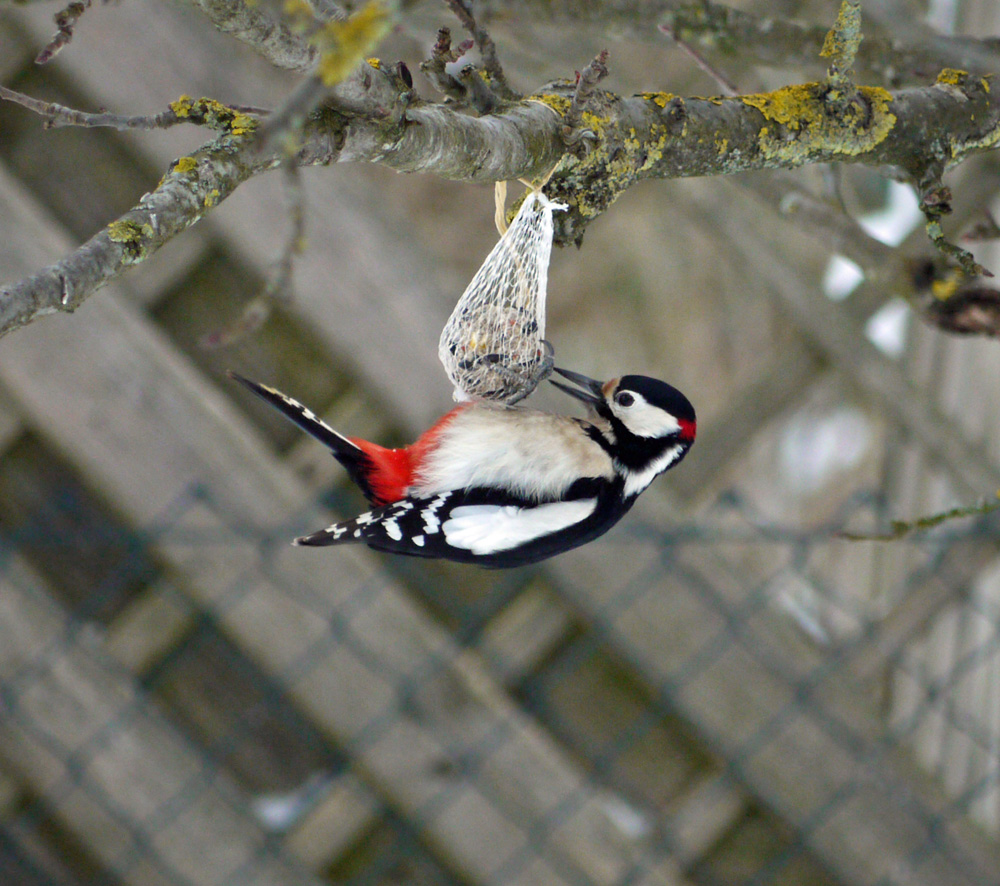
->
[[230, 368, 695, 568]]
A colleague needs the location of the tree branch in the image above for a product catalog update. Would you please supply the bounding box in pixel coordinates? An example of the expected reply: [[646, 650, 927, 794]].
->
[[181, 0, 320, 72], [35, 0, 92, 64], [0, 86, 270, 131], [0, 129, 278, 336], [444, 0, 518, 101], [492, 0, 1000, 86], [5, 22, 1000, 336], [534, 71, 1000, 246]]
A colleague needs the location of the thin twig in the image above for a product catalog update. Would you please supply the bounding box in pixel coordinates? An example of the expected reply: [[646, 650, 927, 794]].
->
[[273, 160, 305, 299], [254, 77, 331, 153], [659, 23, 738, 96], [419, 27, 470, 101], [201, 162, 304, 348], [561, 49, 609, 148], [36, 0, 92, 65], [457, 64, 498, 114], [444, 0, 517, 100], [0, 85, 179, 130], [0, 85, 269, 131], [839, 496, 1000, 541]]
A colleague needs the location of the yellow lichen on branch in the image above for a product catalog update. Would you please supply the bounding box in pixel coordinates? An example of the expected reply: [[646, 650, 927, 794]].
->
[[316, 1, 393, 88], [637, 92, 677, 109], [937, 68, 970, 87], [107, 220, 154, 262], [820, 0, 862, 76], [526, 93, 572, 116], [168, 95, 258, 135], [742, 82, 896, 163], [931, 268, 963, 301]]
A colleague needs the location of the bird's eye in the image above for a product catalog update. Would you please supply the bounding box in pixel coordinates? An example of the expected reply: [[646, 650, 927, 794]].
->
[[615, 392, 635, 408]]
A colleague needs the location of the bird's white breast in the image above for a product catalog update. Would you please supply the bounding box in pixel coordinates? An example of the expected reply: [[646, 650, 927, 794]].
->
[[412, 405, 614, 499]]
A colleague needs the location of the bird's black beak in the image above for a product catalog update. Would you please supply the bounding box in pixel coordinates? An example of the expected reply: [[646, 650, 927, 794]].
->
[[550, 367, 604, 407]]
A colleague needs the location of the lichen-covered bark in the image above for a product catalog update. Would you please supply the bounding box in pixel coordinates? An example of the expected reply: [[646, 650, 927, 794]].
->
[[338, 99, 564, 179], [515, 72, 1000, 244], [0, 129, 276, 335], [4, 56, 1000, 335], [185, 0, 319, 72], [490, 0, 1000, 86]]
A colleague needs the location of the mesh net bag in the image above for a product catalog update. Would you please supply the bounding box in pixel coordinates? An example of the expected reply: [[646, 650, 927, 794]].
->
[[438, 189, 566, 403]]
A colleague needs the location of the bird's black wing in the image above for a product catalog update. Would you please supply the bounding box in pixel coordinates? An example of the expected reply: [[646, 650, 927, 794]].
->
[[295, 480, 622, 568]]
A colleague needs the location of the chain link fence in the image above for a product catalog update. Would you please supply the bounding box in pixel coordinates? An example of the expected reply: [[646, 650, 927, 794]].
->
[[2, 474, 998, 886]]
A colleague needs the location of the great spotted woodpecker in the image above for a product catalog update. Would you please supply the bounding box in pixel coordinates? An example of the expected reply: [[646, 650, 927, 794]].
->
[[230, 368, 695, 568]]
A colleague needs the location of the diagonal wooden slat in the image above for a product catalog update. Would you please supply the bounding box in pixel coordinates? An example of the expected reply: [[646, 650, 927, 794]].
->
[[5, 5, 1000, 883], [548, 527, 1000, 886], [0, 556, 327, 886]]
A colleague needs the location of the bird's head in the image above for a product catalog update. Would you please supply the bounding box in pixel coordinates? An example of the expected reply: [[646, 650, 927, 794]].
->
[[551, 367, 696, 493]]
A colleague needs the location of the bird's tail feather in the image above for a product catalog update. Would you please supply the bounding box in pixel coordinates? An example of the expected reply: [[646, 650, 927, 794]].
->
[[294, 518, 363, 547], [228, 372, 358, 455], [229, 371, 384, 502]]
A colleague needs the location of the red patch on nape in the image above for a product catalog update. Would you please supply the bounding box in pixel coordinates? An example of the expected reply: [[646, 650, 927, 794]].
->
[[679, 418, 697, 441], [349, 404, 470, 505]]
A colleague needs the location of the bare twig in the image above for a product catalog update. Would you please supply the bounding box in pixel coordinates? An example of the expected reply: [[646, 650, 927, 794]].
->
[[445, 0, 518, 100], [254, 77, 332, 153], [0, 86, 269, 132], [36, 0, 93, 65], [201, 163, 305, 349], [0, 85, 177, 130], [659, 23, 738, 96], [419, 27, 470, 101], [560, 49, 609, 148], [918, 158, 993, 277], [188, 0, 318, 72], [271, 160, 306, 300], [839, 495, 1000, 541], [741, 171, 897, 279], [457, 64, 498, 114]]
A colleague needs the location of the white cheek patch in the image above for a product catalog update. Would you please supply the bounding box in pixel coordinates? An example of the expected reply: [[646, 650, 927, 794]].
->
[[442, 499, 597, 555], [612, 393, 682, 439]]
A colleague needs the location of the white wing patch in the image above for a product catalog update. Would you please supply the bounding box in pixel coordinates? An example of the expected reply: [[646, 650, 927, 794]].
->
[[442, 498, 597, 555]]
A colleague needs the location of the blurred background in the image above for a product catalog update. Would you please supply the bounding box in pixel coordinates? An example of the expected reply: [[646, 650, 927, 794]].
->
[[2, 0, 1000, 883]]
